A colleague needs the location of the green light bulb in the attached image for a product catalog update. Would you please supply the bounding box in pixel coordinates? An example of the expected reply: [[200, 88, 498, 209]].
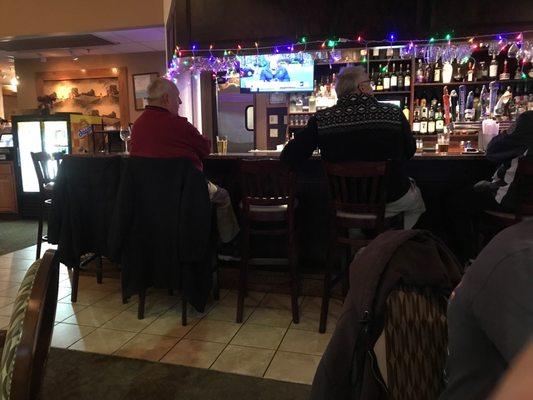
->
[[429, 37, 435, 43], [445, 34, 451, 41]]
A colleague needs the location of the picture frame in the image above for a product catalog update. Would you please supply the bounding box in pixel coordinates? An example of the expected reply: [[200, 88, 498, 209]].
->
[[132, 72, 159, 110]]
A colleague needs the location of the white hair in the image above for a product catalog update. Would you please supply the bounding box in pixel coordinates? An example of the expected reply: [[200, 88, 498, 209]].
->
[[335, 65, 368, 98], [146, 77, 178, 100]]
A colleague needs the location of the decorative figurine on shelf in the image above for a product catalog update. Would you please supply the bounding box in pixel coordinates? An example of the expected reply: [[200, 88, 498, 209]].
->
[[37, 93, 57, 115]]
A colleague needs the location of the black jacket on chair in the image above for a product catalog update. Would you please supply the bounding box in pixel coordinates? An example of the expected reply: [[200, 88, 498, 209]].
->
[[108, 157, 212, 312], [48, 155, 122, 268]]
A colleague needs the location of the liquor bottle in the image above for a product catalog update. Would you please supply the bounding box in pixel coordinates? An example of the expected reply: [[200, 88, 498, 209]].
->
[[424, 62, 432, 83], [412, 110, 421, 133], [404, 66, 411, 89], [499, 60, 510, 80], [433, 59, 442, 83], [435, 104, 444, 133], [416, 60, 425, 83], [420, 113, 428, 135], [402, 97, 410, 120], [443, 62, 453, 83], [467, 62, 474, 82], [476, 62, 485, 81], [481, 61, 489, 80], [397, 64, 404, 89], [427, 104, 436, 134], [489, 55, 498, 78], [383, 66, 391, 91], [372, 47, 380, 60], [370, 68, 376, 90], [420, 97, 428, 121], [390, 64, 398, 91], [376, 66, 384, 91], [453, 63, 463, 82]]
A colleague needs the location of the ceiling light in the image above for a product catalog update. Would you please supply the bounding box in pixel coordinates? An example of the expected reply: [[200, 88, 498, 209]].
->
[[10, 76, 19, 86], [111, 67, 118, 74]]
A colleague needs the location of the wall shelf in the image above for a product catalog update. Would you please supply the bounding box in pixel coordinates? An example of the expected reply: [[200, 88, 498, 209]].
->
[[374, 90, 411, 95], [414, 79, 531, 87]]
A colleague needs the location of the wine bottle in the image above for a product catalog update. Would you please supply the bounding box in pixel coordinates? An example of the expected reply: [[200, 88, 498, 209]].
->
[[376, 65, 384, 91], [412, 111, 421, 133], [404, 66, 411, 89], [427, 104, 436, 134], [390, 63, 398, 91], [435, 104, 444, 133], [397, 64, 404, 89], [370, 68, 376, 90], [420, 113, 428, 134], [433, 59, 442, 83], [499, 60, 510, 80], [402, 97, 410, 120], [383, 66, 390, 91], [489, 55, 498, 78], [416, 60, 424, 83]]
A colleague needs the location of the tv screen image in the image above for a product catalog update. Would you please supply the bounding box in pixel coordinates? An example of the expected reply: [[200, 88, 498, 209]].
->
[[238, 53, 314, 93]]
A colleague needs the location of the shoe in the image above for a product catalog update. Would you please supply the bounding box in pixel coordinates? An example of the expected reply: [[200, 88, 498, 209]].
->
[[217, 237, 241, 261]]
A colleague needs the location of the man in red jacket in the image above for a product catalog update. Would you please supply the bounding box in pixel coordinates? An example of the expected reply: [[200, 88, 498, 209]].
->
[[131, 78, 240, 259]]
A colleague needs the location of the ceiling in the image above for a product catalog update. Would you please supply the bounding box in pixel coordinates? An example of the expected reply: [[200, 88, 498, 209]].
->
[[0, 27, 165, 59]]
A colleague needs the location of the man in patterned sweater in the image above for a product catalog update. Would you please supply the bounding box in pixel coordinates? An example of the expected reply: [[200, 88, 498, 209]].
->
[[281, 66, 425, 228]]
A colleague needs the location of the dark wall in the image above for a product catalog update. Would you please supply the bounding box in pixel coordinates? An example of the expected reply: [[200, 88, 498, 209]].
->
[[168, 0, 533, 55]]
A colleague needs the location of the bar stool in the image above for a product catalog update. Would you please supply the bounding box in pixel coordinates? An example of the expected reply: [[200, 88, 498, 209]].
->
[[320, 160, 403, 333], [479, 157, 533, 245], [31, 152, 61, 260], [237, 159, 299, 324]]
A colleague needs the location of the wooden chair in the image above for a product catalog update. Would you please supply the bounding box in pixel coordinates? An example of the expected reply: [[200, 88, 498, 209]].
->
[[320, 160, 401, 333], [479, 157, 533, 244], [237, 159, 299, 324], [30, 152, 61, 260], [0, 249, 59, 400]]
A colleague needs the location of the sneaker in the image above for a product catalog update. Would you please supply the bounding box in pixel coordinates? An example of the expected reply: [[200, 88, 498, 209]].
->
[[217, 238, 241, 261]]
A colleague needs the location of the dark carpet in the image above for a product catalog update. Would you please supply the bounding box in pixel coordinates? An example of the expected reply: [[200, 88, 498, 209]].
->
[[41, 348, 312, 400], [0, 219, 39, 255]]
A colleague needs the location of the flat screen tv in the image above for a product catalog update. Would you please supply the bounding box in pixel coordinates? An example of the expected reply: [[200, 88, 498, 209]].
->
[[238, 53, 314, 93]]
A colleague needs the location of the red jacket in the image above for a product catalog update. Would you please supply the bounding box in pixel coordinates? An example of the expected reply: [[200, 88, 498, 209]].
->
[[130, 106, 211, 171]]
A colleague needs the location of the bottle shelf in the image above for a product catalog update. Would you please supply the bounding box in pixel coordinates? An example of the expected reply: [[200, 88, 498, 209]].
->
[[414, 134, 478, 139], [368, 58, 411, 63], [414, 79, 532, 87], [288, 111, 316, 115], [374, 90, 411, 95]]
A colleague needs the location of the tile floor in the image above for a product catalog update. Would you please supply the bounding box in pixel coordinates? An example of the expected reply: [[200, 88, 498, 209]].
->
[[0, 244, 343, 385]]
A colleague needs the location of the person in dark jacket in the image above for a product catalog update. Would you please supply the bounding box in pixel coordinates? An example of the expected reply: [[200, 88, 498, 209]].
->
[[445, 111, 533, 264], [440, 219, 533, 400], [131, 77, 240, 259], [280, 66, 425, 228]]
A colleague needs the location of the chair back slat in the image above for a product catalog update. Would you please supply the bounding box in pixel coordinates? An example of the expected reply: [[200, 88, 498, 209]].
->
[[323, 161, 389, 230], [30, 152, 62, 189]]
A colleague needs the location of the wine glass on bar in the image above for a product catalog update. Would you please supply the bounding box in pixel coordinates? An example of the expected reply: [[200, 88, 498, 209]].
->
[[120, 124, 132, 154]]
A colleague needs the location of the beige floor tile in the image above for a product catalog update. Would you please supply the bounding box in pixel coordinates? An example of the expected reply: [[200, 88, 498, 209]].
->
[[301, 296, 344, 319], [279, 329, 332, 356], [0, 286, 21, 298], [69, 327, 136, 354], [102, 309, 159, 332], [51, 323, 95, 348], [63, 306, 122, 327], [0, 296, 14, 308], [0, 257, 34, 270], [54, 303, 87, 322], [62, 289, 111, 306], [211, 345, 274, 377], [161, 339, 225, 368], [0, 252, 35, 262], [185, 319, 240, 343], [220, 291, 266, 307], [138, 294, 178, 315], [57, 287, 73, 301], [0, 316, 10, 329], [290, 311, 337, 334], [142, 309, 198, 338], [247, 307, 294, 328], [205, 305, 254, 323], [92, 293, 137, 311], [264, 351, 321, 384], [0, 303, 14, 317], [230, 323, 286, 350], [0, 270, 27, 283], [260, 293, 301, 310], [85, 279, 122, 293], [0, 281, 18, 291], [115, 333, 179, 361]]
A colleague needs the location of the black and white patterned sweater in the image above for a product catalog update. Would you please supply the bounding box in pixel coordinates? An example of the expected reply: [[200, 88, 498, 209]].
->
[[281, 93, 416, 201]]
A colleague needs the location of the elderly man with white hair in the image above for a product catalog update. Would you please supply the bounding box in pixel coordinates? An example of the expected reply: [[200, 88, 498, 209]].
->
[[130, 77, 240, 259], [281, 65, 425, 228]]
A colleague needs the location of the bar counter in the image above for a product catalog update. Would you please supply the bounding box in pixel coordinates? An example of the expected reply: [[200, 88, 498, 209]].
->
[[204, 151, 494, 270]]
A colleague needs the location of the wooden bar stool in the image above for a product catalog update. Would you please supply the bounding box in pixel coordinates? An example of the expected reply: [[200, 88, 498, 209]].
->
[[320, 160, 402, 333], [31, 152, 61, 260], [479, 157, 533, 245], [237, 159, 299, 324]]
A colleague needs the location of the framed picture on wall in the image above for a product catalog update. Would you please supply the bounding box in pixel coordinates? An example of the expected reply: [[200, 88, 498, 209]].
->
[[132, 72, 159, 110]]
